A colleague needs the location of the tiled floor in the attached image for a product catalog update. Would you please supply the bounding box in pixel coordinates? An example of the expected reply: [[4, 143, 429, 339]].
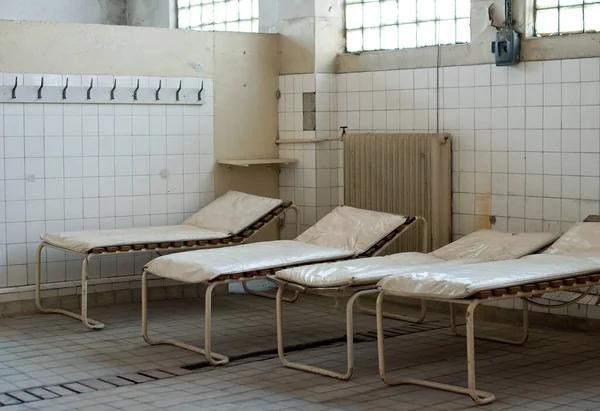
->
[[1, 293, 600, 410]]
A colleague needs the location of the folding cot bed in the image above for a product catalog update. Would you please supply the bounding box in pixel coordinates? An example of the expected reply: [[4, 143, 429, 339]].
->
[[270, 229, 560, 380], [36, 190, 299, 330], [142, 206, 423, 365], [376, 222, 600, 405]]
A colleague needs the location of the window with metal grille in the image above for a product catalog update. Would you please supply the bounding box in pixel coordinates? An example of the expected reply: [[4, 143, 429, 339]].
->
[[535, 0, 600, 36], [177, 0, 259, 33], [345, 0, 471, 52]]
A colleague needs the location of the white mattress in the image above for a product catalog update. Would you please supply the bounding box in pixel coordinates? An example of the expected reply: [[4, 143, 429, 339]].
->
[[41, 190, 284, 253], [145, 240, 354, 283], [275, 229, 561, 288], [41, 225, 229, 254], [543, 222, 600, 257], [378, 254, 600, 300], [183, 190, 283, 235], [295, 206, 407, 254], [429, 230, 560, 261], [275, 253, 446, 288]]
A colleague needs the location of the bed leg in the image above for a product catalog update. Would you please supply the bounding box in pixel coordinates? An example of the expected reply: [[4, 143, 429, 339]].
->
[[291, 205, 301, 237], [79, 257, 104, 330], [377, 295, 495, 405], [35, 243, 104, 330], [357, 297, 427, 324], [241, 281, 300, 303], [35, 243, 46, 314], [450, 300, 529, 345], [450, 303, 459, 335], [465, 301, 496, 405], [203, 282, 229, 365], [142, 272, 228, 365], [277, 286, 359, 380]]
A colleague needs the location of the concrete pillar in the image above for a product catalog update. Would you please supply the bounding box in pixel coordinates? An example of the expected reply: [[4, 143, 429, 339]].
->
[[126, 0, 176, 28]]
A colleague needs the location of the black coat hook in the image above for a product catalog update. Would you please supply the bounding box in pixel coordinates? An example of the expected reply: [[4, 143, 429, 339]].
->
[[198, 80, 204, 102], [176, 80, 182, 102], [11, 77, 17, 99], [62, 78, 69, 100], [155, 79, 162, 101], [340, 126, 348, 136], [86, 78, 94, 100], [110, 79, 117, 100], [133, 79, 140, 101], [37, 77, 44, 100]]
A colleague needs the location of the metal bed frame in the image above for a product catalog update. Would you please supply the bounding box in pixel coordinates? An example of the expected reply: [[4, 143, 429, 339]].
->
[[35, 204, 300, 330], [377, 270, 600, 405], [141, 216, 421, 366], [271, 217, 429, 380]]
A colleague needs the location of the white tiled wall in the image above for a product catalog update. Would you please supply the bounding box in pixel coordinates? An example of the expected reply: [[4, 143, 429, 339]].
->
[[279, 57, 600, 241], [0, 73, 215, 289], [336, 68, 439, 134], [279, 57, 600, 319], [443, 58, 599, 237], [277, 73, 342, 239]]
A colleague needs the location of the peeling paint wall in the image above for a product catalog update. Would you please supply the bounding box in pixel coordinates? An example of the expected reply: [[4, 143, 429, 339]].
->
[[275, 0, 345, 74], [0, 0, 177, 28], [0, 0, 127, 25], [127, 0, 175, 28]]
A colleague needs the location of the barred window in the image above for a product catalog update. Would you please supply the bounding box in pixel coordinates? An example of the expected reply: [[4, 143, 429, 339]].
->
[[535, 0, 600, 36], [177, 0, 259, 33], [345, 0, 471, 52]]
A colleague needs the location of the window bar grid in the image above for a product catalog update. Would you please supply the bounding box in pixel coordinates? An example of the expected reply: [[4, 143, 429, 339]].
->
[[535, 1, 600, 36], [177, 0, 259, 33], [345, 0, 469, 53]]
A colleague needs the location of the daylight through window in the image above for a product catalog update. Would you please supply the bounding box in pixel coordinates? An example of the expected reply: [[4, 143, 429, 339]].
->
[[345, 0, 471, 52], [177, 0, 259, 33], [535, 0, 600, 36]]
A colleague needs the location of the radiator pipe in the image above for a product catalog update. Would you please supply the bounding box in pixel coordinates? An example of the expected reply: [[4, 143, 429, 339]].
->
[[505, 0, 512, 26]]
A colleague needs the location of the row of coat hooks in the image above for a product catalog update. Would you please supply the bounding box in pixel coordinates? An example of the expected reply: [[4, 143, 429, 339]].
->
[[7, 76, 205, 103]]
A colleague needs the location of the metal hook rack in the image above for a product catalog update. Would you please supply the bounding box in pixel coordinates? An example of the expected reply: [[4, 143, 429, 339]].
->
[[1, 72, 209, 105]]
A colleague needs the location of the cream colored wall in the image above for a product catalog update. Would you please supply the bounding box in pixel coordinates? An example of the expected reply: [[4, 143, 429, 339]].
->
[[0, 20, 214, 76], [0, 20, 281, 240], [213, 32, 281, 241], [0, 0, 127, 25]]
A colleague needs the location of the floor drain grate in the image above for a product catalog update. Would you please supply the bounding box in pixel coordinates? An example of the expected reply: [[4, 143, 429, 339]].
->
[[0, 320, 450, 407], [0, 367, 190, 407], [184, 320, 451, 370]]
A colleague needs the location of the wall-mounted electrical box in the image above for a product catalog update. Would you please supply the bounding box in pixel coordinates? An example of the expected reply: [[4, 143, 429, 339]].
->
[[491, 26, 521, 66], [491, 0, 521, 66]]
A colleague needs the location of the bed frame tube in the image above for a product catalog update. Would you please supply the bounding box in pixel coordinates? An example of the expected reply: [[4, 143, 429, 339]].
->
[[141, 215, 419, 362], [273, 216, 429, 379], [35, 205, 300, 330], [377, 275, 600, 405]]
